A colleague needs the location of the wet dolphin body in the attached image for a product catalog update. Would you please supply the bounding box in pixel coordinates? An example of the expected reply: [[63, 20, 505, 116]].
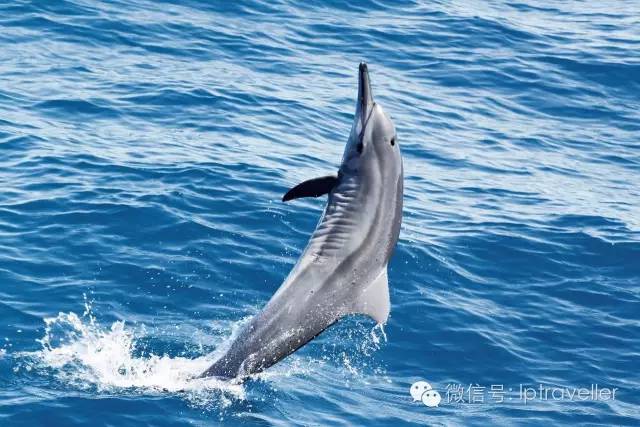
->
[[201, 63, 403, 379]]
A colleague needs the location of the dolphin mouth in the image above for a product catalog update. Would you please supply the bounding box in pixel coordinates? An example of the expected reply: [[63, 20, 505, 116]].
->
[[357, 62, 375, 131]]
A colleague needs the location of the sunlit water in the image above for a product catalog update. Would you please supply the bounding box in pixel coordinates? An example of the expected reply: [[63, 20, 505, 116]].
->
[[1, 0, 639, 425]]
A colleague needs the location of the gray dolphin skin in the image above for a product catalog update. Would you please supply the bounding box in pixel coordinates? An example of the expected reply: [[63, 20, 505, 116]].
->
[[200, 63, 403, 379]]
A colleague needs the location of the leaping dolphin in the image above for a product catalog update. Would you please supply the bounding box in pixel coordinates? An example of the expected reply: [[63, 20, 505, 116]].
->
[[201, 63, 403, 379]]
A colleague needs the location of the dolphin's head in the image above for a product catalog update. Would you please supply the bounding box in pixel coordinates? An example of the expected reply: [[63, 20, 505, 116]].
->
[[340, 63, 400, 178]]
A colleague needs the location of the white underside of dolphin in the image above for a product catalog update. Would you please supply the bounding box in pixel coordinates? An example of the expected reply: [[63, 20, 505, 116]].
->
[[200, 63, 403, 379]]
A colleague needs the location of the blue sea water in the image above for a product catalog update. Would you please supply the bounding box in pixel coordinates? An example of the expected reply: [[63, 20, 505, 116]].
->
[[1, 0, 639, 425]]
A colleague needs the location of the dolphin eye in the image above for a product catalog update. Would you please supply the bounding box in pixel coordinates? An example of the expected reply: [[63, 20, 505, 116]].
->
[[357, 142, 363, 153], [390, 137, 396, 146]]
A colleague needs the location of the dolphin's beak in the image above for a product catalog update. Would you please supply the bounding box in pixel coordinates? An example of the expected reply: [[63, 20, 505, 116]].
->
[[357, 62, 374, 130]]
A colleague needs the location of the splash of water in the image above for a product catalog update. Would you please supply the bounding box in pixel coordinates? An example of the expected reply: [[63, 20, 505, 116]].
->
[[15, 300, 245, 407], [37, 312, 216, 391], [13, 298, 387, 409], [370, 323, 388, 347]]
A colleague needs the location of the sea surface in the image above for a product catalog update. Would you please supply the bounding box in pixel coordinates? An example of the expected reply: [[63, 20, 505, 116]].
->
[[1, 1, 639, 425]]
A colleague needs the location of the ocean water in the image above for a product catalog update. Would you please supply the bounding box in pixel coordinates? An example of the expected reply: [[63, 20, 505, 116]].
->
[[1, 0, 639, 425]]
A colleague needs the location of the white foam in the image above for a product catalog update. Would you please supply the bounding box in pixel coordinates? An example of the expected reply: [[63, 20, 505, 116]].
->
[[17, 302, 246, 408], [15, 299, 386, 408]]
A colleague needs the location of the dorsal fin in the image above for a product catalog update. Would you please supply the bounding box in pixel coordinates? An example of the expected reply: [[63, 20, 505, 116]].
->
[[352, 268, 390, 324], [282, 174, 338, 202]]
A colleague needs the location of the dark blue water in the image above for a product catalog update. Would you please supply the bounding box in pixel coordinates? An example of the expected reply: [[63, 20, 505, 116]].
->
[[1, 1, 639, 425]]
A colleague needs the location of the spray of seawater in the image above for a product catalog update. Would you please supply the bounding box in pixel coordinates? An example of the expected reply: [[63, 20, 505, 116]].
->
[[11, 297, 389, 409], [13, 297, 245, 408]]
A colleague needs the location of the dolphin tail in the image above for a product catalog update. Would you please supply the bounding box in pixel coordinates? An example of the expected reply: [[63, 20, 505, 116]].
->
[[199, 357, 236, 380], [198, 269, 390, 380]]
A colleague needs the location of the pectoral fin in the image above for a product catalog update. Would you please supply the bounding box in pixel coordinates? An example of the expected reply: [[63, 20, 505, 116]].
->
[[282, 174, 338, 202], [353, 269, 390, 324]]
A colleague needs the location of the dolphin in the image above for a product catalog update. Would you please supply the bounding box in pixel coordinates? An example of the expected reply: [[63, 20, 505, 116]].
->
[[200, 63, 403, 379]]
